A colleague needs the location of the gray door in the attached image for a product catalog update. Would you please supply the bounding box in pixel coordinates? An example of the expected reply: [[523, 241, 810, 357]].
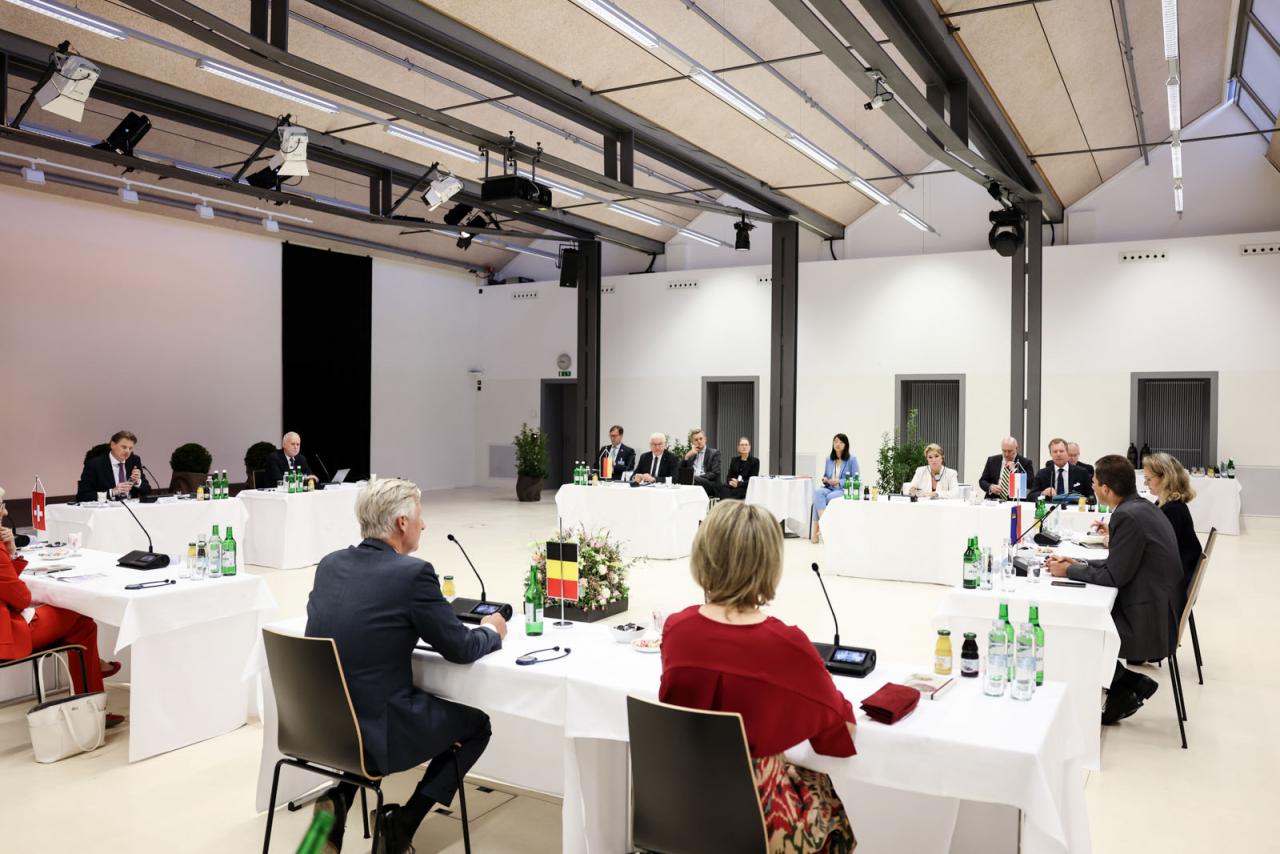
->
[[541, 380, 578, 490], [703, 378, 758, 482]]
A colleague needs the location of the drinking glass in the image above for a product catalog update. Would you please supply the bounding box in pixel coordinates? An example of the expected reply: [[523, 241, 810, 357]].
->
[[651, 610, 668, 636]]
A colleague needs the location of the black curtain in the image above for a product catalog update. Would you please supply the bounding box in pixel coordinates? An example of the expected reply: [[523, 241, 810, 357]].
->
[[281, 243, 371, 481]]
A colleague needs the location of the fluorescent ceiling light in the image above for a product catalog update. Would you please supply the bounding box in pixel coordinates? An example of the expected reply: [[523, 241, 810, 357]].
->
[[850, 176, 891, 205], [197, 59, 339, 113], [786, 134, 838, 171], [897, 209, 933, 233], [383, 124, 481, 163], [175, 161, 232, 180], [690, 69, 767, 123], [3, 0, 127, 40], [678, 228, 722, 247], [609, 204, 662, 226], [194, 202, 214, 219], [1166, 78, 1181, 132], [572, 0, 660, 49], [1170, 140, 1182, 180], [1173, 181, 1183, 214], [520, 170, 584, 199], [117, 186, 138, 204], [1161, 0, 1179, 60], [21, 166, 46, 185]]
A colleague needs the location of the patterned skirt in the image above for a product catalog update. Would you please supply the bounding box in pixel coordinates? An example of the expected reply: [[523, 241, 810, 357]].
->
[[752, 754, 857, 854]]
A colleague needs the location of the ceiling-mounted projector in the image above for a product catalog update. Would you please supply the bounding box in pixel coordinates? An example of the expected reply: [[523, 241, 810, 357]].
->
[[480, 174, 552, 211]]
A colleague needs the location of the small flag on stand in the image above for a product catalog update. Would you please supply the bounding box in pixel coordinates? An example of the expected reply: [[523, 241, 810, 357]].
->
[[31, 476, 47, 532], [546, 540, 580, 602], [1011, 472, 1028, 500], [1010, 504, 1022, 543], [601, 454, 612, 481]]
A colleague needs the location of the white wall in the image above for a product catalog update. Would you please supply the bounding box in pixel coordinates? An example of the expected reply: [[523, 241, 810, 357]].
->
[[0, 184, 282, 495]]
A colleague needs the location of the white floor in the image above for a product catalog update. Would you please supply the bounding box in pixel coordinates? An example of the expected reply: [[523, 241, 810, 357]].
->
[[2, 487, 1275, 852]]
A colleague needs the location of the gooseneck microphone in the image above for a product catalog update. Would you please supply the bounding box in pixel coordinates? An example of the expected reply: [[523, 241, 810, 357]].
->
[[312, 453, 333, 483], [811, 562, 840, 647], [447, 533, 487, 602], [445, 535, 513, 624], [1016, 503, 1059, 544], [810, 562, 877, 677], [141, 464, 162, 497], [113, 494, 170, 569]]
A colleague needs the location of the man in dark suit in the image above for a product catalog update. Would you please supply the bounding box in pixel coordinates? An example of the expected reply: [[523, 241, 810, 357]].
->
[[596, 424, 636, 480], [680, 428, 722, 497], [263, 431, 314, 486], [1048, 455, 1183, 725], [1032, 437, 1095, 499], [306, 478, 507, 853], [75, 430, 151, 501], [1067, 442, 1094, 481], [978, 436, 1035, 499], [633, 432, 680, 484]]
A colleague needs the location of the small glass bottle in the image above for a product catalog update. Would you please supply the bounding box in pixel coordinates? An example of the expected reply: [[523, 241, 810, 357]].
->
[[441, 575, 457, 602], [934, 629, 953, 675], [185, 541, 197, 579], [195, 535, 208, 579], [984, 619, 1008, 697], [1011, 622, 1037, 701], [960, 632, 980, 678]]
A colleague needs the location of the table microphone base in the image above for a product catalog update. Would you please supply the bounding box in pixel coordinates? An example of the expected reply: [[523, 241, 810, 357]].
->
[[118, 551, 170, 570], [813, 641, 877, 678], [451, 597, 514, 624]]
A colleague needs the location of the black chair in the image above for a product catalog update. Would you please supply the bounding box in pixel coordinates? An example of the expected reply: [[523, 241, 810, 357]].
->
[[1187, 527, 1216, 684], [1159, 544, 1215, 751], [0, 644, 89, 704], [626, 696, 767, 854]]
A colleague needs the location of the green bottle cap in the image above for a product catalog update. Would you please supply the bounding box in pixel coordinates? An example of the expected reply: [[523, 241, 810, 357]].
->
[[963, 632, 977, 639], [937, 629, 950, 636]]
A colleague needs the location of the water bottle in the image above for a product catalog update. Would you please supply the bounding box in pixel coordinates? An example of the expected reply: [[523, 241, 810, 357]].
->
[[207, 525, 222, 579], [984, 619, 1008, 697], [1011, 622, 1037, 700], [1001, 543, 1017, 592], [196, 535, 208, 579], [980, 547, 993, 590]]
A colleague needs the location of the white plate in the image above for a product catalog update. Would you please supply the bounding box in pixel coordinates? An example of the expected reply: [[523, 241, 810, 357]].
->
[[631, 638, 662, 654]]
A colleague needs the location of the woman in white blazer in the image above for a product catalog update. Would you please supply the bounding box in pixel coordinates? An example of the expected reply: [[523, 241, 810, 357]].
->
[[906, 443, 959, 498]]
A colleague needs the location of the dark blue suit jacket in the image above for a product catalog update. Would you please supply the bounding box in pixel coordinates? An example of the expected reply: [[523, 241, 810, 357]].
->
[[263, 449, 312, 486], [597, 443, 636, 479], [76, 453, 150, 501], [305, 538, 501, 775]]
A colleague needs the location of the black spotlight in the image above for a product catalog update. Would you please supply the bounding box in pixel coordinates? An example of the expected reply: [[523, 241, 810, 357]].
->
[[443, 203, 474, 227], [733, 214, 755, 252], [93, 112, 151, 156], [988, 208, 1024, 257], [245, 165, 282, 191], [457, 214, 487, 250]]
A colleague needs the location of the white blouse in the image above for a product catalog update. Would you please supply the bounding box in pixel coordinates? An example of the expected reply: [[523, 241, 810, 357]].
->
[[905, 465, 959, 498]]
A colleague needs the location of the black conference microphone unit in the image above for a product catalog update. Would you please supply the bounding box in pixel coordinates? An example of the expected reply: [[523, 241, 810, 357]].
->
[[810, 563, 876, 678], [1011, 505, 1062, 575], [113, 494, 170, 570], [446, 534, 513, 624]]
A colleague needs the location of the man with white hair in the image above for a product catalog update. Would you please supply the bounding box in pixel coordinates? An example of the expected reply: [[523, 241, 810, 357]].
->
[[263, 431, 313, 486], [305, 478, 507, 853], [633, 432, 680, 484], [978, 436, 1035, 499], [1066, 442, 1094, 481]]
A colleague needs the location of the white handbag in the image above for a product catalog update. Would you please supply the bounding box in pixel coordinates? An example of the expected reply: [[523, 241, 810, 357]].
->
[[26, 652, 107, 763]]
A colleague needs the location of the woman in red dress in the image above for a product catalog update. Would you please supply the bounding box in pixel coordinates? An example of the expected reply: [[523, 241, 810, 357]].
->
[[660, 500, 857, 853]]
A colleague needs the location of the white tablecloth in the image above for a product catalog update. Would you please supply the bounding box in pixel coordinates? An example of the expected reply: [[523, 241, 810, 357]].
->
[[256, 615, 1089, 854], [238, 486, 362, 569], [934, 576, 1119, 770], [553, 484, 708, 559], [19, 547, 276, 761], [746, 476, 814, 537], [45, 497, 249, 562]]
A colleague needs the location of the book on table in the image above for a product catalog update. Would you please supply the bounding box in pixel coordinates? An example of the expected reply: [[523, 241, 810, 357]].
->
[[903, 672, 956, 700]]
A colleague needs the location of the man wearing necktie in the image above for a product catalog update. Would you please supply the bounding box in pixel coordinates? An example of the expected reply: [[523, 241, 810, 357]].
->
[[75, 430, 151, 501], [978, 437, 1033, 499], [264, 432, 315, 487], [595, 425, 635, 481], [1034, 437, 1095, 499], [633, 433, 679, 484], [681, 428, 723, 497]]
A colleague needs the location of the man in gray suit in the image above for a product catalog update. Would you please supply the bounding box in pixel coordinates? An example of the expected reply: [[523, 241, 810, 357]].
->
[[306, 478, 507, 853], [680, 428, 722, 498], [1048, 455, 1183, 725]]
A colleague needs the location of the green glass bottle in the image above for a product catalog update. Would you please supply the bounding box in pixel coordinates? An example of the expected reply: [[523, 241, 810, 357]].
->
[[221, 526, 237, 576], [208, 524, 222, 578], [1034, 495, 1047, 520], [998, 601, 1015, 680], [962, 536, 981, 589], [296, 810, 335, 854], [1029, 603, 1045, 685], [851, 471, 862, 500], [524, 565, 544, 636]]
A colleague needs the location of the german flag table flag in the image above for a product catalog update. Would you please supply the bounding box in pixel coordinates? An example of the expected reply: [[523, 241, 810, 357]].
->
[[546, 541, 580, 602]]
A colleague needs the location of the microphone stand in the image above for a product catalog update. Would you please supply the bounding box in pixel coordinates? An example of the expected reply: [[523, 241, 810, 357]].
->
[[1015, 503, 1059, 545], [810, 562, 839, 658], [113, 494, 170, 568], [312, 453, 333, 484], [447, 534, 487, 602]]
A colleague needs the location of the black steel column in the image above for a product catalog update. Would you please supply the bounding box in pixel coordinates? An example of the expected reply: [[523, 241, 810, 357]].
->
[[269, 0, 290, 50], [603, 134, 617, 181], [1010, 222, 1026, 448], [948, 79, 969, 144], [250, 0, 269, 40], [770, 221, 799, 475], [1024, 198, 1043, 464], [576, 239, 602, 464], [618, 130, 634, 186]]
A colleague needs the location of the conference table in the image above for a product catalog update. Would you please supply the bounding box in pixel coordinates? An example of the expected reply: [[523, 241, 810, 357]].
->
[[18, 545, 276, 762], [255, 615, 1089, 854], [45, 496, 249, 561], [238, 485, 362, 569], [745, 475, 814, 537], [554, 483, 708, 560]]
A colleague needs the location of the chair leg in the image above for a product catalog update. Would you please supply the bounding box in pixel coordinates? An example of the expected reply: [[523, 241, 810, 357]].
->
[[75, 649, 87, 695], [1169, 653, 1188, 749], [361, 786, 370, 838], [370, 786, 384, 853], [31, 659, 43, 705], [262, 758, 286, 854], [1189, 611, 1203, 685], [453, 747, 472, 854]]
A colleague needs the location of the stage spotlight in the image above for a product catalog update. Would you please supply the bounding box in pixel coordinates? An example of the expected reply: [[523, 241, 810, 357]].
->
[[988, 208, 1024, 257], [245, 164, 282, 191], [276, 125, 309, 177], [94, 112, 151, 156], [456, 214, 487, 250], [733, 214, 754, 252], [423, 173, 463, 211], [443, 202, 473, 226], [35, 51, 99, 121]]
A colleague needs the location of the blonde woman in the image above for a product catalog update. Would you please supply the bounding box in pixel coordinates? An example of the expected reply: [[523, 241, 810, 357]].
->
[[905, 444, 959, 498], [660, 501, 856, 853], [1144, 453, 1201, 595]]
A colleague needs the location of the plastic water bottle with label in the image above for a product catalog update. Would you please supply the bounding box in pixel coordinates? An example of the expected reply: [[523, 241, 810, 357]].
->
[[1001, 538, 1017, 592], [980, 547, 994, 590], [984, 620, 1008, 697], [1011, 622, 1037, 700]]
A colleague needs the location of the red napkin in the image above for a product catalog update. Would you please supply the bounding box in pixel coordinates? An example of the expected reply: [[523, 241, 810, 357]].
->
[[860, 683, 920, 724]]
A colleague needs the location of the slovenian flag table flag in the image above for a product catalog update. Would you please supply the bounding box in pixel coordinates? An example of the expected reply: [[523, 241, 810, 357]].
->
[[546, 540, 580, 602]]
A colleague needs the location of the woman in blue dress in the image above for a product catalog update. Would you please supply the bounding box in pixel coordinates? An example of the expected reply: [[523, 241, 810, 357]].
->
[[812, 433, 859, 543]]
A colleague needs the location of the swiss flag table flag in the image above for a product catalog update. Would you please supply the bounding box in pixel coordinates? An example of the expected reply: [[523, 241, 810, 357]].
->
[[31, 476, 47, 532]]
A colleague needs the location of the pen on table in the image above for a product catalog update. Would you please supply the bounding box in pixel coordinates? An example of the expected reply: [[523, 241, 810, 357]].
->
[[124, 579, 176, 590]]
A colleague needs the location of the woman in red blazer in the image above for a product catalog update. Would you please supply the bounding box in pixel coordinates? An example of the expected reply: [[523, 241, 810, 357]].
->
[[1, 487, 122, 725], [660, 500, 857, 853]]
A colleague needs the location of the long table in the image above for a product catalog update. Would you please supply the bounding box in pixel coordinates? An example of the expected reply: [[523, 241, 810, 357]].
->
[[45, 497, 249, 561], [20, 546, 276, 761], [554, 483, 708, 559], [256, 615, 1089, 854], [238, 485, 362, 569]]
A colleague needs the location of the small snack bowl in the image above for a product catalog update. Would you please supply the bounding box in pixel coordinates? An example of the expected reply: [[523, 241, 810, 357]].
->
[[610, 622, 646, 643]]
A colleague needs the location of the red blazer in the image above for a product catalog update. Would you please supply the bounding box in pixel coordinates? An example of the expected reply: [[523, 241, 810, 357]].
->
[[0, 548, 34, 660], [660, 605, 856, 758]]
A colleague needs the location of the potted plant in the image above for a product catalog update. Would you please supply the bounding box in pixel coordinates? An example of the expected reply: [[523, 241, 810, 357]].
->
[[513, 423, 549, 502], [669, 431, 693, 461], [169, 442, 213, 494], [875, 409, 927, 495], [531, 527, 633, 622], [244, 441, 276, 488]]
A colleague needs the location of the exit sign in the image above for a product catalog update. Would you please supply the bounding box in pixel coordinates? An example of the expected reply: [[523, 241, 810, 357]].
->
[[558, 370, 571, 377]]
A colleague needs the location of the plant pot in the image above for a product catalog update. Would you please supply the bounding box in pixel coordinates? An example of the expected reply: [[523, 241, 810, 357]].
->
[[169, 471, 209, 495], [516, 475, 544, 502], [543, 596, 629, 623]]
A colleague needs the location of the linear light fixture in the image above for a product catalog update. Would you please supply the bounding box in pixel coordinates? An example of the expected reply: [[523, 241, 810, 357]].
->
[[690, 69, 767, 123], [609, 204, 663, 226], [786, 134, 838, 171], [3, 0, 127, 40], [571, 0, 661, 48], [897, 209, 933, 233], [1173, 181, 1183, 215], [1166, 79, 1181, 133], [197, 59, 339, 113], [1161, 0, 1179, 59], [383, 124, 481, 163], [1170, 139, 1183, 180], [850, 176, 891, 206], [678, 228, 723, 247]]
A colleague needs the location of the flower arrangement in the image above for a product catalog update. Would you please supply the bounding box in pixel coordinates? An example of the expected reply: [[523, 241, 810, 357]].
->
[[531, 526, 633, 613]]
